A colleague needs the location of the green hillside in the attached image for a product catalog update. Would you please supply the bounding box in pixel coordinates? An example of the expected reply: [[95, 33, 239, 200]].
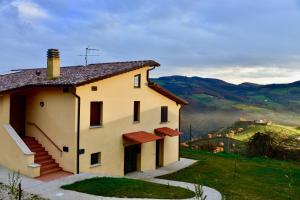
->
[[218, 122, 300, 142], [153, 76, 300, 137]]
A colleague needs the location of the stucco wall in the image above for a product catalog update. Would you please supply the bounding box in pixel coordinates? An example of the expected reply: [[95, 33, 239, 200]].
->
[[0, 95, 40, 177], [140, 141, 156, 171], [76, 66, 180, 175], [25, 88, 77, 173]]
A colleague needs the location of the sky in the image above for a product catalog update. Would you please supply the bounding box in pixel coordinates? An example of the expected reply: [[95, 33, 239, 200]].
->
[[0, 0, 300, 84]]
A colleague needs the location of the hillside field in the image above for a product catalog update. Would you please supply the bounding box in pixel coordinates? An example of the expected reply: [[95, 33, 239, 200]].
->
[[217, 122, 300, 142], [159, 148, 300, 200], [153, 76, 300, 138]]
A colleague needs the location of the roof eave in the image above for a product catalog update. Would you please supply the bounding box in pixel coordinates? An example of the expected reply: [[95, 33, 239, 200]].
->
[[74, 61, 160, 88], [148, 82, 188, 105]]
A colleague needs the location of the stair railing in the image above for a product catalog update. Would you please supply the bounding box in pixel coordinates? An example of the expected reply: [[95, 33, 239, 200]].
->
[[27, 122, 63, 155]]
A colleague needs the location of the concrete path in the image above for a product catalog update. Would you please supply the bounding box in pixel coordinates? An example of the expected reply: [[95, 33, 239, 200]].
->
[[0, 158, 222, 200], [126, 158, 197, 179], [149, 179, 221, 200], [126, 158, 222, 200]]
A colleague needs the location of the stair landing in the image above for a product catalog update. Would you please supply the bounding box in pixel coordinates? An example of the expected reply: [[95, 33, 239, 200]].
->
[[36, 170, 73, 182]]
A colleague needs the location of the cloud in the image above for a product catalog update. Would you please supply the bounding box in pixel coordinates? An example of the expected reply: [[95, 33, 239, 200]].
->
[[10, 0, 49, 23], [157, 65, 300, 85], [0, 0, 300, 84]]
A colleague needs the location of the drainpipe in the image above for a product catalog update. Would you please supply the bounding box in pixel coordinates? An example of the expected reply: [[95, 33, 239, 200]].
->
[[146, 66, 157, 84], [178, 106, 182, 161], [68, 88, 81, 174]]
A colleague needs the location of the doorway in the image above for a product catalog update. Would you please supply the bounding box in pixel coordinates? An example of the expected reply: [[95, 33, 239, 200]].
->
[[156, 139, 164, 168], [10, 95, 26, 138], [124, 144, 140, 174]]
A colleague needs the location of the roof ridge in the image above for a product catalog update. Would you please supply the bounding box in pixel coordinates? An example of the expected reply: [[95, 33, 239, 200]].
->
[[10, 60, 159, 71]]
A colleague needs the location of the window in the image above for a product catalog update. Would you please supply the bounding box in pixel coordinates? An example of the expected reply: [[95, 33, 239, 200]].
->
[[91, 86, 97, 91], [90, 152, 101, 165], [133, 101, 140, 122], [161, 106, 168, 123], [134, 74, 141, 88], [90, 102, 103, 126]]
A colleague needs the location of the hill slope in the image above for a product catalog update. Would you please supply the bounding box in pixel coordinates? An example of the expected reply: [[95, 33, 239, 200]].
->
[[217, 122, 300, 142], [152, 76, 300, 137]]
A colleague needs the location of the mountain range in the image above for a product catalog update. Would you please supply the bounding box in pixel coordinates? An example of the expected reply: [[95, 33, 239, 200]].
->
[[152, 76, 300, 138]]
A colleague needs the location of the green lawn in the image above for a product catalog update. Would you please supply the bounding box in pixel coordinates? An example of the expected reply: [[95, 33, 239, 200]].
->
[[61, 177, 195, 199], [159, 148, 300, 200]]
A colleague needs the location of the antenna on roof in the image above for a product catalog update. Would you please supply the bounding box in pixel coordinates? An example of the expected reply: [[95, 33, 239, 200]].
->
[[79, 47, 100, 66]]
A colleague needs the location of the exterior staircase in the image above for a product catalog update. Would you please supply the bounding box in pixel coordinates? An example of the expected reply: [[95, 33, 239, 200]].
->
[[23, 136, 62, 176]]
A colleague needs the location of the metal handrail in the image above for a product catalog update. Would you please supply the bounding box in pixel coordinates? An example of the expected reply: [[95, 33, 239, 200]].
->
[[27, 122, 63, 153]]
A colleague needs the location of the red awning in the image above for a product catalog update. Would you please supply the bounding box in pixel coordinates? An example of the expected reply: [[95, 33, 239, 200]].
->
[[155, 127, 181, 137], [123, 131, 162, 144]]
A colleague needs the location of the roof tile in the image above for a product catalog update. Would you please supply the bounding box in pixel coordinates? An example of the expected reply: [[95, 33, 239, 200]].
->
[[155, 127, 181, 137], [123, 131, 162, 144], [0, 60, 160, 93]]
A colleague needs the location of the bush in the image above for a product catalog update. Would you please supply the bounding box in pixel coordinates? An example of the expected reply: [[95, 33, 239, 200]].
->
[[247, 132, 300, 161]]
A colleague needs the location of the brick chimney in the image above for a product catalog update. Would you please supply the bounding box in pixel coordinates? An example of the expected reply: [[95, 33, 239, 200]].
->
[[47, 49, 60, 80]]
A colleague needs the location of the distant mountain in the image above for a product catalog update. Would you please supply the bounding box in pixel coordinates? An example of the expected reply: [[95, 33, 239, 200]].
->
[[153, 76, 300, 112], [152, 76, 300, 138]]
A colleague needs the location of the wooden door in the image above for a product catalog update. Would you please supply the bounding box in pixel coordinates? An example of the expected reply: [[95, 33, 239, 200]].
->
[[124, 144, 139, 174], [10, 95, 26, 138]]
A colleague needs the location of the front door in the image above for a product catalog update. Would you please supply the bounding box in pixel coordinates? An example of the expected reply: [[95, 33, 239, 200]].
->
[[10, 95, 26, 138], [156, 140, 164, 167], [124, 144, 140, 174]]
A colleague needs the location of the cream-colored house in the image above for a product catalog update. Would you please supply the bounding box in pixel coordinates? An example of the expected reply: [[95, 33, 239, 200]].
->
[[0, 49, 187, 178]]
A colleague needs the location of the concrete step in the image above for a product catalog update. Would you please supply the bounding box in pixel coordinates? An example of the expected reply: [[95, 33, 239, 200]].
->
[[26, 143, 42, 149], [35, 151, 49, 157], [37, 159, 55, 166], [23, 136, 62, 176], [35, 155, 52, 163], [30, 147, 45, 152], [41, 163, 59, 171], [41, 167, 62, 176]]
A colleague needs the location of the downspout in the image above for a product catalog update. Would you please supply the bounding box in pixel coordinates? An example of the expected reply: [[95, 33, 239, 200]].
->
[[146, 66, 156, 84], [69, 88, 81, 174], [178, 105, 182, 161]]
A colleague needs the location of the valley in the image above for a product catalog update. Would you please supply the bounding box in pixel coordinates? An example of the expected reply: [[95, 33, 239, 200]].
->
[[153, 76, 300, 139]]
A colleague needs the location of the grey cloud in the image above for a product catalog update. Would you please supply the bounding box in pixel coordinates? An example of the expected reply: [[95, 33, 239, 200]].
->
[[0, 0, 300, 84]]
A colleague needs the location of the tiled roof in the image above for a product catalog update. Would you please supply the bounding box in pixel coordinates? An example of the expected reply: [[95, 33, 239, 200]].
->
[[123, 131, 162, 144], [155, 127, 181, 137], [148, 82, 188, 105], [0, 60, 160, 94]]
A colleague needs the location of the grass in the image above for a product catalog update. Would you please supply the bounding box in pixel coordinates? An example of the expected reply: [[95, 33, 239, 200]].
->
[[191, 94, 236, 109], [159, 148, 300, 200], [218, 122, 300, 142], [232, 104, 267, 112], [61, 177, 195, 199], [234, 124, 300, 141]]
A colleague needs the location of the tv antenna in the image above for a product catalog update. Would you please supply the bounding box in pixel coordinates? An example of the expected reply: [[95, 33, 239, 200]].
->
[[79, 47, 100, 66]]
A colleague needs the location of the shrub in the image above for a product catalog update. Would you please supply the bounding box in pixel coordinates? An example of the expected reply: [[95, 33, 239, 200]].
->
[[247, 132, 300, 161], [8, 171, 22, 200]]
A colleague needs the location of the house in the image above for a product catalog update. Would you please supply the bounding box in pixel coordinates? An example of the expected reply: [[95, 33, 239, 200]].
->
[[0, 49, 188, 178]]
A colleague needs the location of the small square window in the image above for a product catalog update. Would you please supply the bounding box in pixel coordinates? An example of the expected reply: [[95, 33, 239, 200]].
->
[[91, 152, 101, 165], [134, 74, 141, 88], [91, 86, 98, 91]]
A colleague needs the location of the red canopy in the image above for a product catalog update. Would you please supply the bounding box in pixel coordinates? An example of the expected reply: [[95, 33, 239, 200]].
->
[[123, 131, 162, 144], [154, 127, 181, 137]]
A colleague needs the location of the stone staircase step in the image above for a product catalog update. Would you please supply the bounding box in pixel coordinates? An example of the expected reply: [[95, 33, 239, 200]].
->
[[23, 136, 63, 176]]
